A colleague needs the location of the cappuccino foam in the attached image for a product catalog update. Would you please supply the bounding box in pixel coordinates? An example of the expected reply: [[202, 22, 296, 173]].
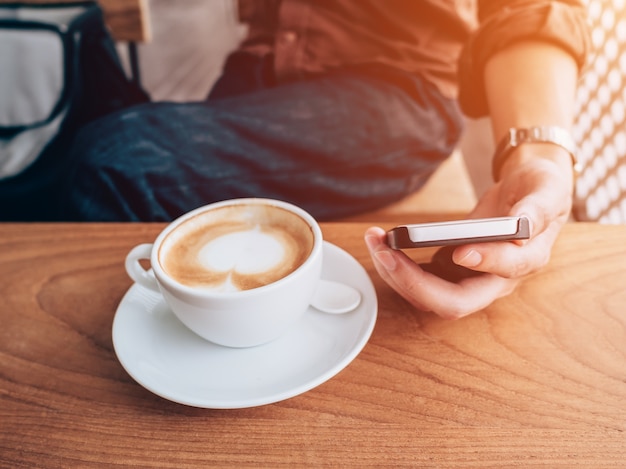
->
[[159, 204, 314, 292]]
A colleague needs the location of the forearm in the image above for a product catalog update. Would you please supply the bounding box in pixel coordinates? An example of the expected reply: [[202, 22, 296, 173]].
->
[[483, 40, 579, 181]]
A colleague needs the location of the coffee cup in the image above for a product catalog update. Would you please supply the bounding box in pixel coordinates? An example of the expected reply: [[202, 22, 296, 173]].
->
[[125, 198, 327, 348]]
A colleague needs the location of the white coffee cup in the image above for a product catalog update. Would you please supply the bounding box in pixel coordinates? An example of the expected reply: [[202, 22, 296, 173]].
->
[[125, 198, 325, 348]]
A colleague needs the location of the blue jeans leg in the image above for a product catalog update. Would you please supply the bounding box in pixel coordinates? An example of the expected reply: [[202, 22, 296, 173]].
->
[[62, 68, 462, 221]]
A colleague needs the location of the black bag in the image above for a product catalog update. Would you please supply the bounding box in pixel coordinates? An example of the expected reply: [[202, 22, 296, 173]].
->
[[0, 1, 150, 220]]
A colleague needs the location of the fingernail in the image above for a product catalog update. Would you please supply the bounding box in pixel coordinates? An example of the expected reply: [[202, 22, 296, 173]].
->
[[364, 234, 379, 251], [374, 250, 397, 271], [457, 249, 482, 268]]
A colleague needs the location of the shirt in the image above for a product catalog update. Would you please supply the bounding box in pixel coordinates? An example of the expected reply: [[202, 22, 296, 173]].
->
[[237, 0, 590, 117]]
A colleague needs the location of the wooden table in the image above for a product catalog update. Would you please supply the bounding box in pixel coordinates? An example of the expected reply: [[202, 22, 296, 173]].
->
[[1, 221, 625, 467]]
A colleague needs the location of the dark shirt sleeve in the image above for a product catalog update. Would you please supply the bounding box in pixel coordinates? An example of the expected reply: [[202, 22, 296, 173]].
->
[[458, 0, 591, 118]]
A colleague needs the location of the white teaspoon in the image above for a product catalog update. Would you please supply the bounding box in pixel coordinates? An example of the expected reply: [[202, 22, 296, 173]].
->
[[311, 279, 361, 314]]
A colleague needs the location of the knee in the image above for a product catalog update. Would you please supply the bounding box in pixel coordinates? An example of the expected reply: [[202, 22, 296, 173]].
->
[[70, 113, 124, 172], [68, 105, 161, 177]]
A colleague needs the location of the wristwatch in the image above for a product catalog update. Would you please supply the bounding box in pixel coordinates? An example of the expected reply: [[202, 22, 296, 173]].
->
[[492, 126, 581, 181]]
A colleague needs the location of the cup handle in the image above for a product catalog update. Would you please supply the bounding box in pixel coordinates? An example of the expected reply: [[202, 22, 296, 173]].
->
[[125, 243, 160, 293]]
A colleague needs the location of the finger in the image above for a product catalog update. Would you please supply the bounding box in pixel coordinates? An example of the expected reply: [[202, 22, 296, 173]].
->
[[451, 239, 550, 279], [364, 226, 439, 311], [452, 204, 564, 278], [395, 254, 517, 318], [365, 227, 517, 318]]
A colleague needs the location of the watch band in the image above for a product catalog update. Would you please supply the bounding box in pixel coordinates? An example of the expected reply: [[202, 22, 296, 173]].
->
[[492, 126, 581, 181]]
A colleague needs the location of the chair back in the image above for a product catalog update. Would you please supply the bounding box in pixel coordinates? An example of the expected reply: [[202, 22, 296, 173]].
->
[[0, 0, 151, 42], [573, 0, 626, 223]]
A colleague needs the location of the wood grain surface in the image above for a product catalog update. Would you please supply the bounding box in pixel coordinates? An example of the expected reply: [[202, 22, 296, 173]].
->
[[1, 221, 625, 467]]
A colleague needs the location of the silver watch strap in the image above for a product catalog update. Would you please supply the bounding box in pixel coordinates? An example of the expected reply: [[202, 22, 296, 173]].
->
[[492, 126, 580, 181]]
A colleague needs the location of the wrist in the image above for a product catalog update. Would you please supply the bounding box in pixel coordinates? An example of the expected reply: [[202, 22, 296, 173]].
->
[[498, 143, 575, 182], [492, 126, 580, 182]]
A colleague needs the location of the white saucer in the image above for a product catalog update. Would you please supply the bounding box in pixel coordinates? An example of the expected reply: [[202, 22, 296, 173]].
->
[[112, 241, 377, 409]]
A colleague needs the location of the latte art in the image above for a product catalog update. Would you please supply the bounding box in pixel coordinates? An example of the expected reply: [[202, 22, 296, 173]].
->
[[195, 225, 294, 292], [159, 204, 314, 291], [198, 225, 284, 271]]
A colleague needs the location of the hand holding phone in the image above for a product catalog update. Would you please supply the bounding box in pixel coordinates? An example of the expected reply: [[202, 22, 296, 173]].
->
[[386, 216, 530, 249]]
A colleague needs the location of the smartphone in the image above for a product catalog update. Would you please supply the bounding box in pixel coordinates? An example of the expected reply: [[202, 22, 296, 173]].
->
[[386, 216, 530, 249]]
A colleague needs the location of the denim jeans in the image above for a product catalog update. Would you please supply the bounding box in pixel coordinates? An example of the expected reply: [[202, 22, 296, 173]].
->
[[61, 53, 463, 221]]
